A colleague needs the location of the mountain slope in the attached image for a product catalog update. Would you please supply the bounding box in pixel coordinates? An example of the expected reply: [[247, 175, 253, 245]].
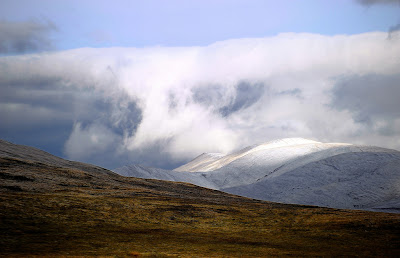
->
[[0, 139, 115, 176], [115, 138, 400, 212], [174, 152, 225, 172], [224, 151, 400, 212], [3, 139, 400, 256], [0, 139, 246, 202]]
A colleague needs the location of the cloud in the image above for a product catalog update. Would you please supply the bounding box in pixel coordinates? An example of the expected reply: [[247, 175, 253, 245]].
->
[[356, 0, 400, 5], [65, 122, 121, 159], [388, 23, 400, 39], [331, 74, 400, 146], [332, 74, 400, 121], [0, 32, 400, 169], [0, 20, 56, 54], [355, 0, 400, 40]]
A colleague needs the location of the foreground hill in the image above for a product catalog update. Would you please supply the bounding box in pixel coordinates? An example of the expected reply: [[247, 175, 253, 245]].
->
[[1, 139, 400, 256], [115, 138, 400, 212]]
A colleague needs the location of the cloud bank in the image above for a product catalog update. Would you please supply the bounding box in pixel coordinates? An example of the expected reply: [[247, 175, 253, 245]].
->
[[1, 32, 399, 169]]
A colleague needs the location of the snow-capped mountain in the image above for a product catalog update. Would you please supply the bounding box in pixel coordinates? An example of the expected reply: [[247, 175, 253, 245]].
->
[[114, 138, 400, 212]]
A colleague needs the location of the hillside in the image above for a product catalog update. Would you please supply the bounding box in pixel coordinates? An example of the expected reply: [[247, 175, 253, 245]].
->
[[115, 138, 400, 212], [1, 139, 400, 256]]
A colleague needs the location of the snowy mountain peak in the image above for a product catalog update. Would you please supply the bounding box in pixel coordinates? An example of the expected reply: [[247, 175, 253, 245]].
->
[[259, 138, 321, 146], [247, 138, 322, 154], [175, 138, 341, 173]]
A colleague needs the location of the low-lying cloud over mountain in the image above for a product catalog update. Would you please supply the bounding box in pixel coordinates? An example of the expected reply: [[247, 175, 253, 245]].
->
[[1, 32, 400, 169]]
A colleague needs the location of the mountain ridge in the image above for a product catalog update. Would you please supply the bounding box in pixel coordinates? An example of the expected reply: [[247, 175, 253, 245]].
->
[[115, 138, 400, 212], [173, 138, 327, 172]]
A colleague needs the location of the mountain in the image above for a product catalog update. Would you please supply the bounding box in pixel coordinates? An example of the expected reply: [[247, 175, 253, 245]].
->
[[0, 139, 245, 202], [114, 138, 400, 212], [1, 139, 400, 256]]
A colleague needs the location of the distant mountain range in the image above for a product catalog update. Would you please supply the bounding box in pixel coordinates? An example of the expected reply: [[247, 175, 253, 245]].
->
[[114, 138, 400, 212]]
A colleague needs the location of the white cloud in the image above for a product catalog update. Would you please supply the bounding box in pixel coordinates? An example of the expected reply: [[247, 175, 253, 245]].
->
[[64, 122, 120, 160], [1, 32, 399, 168]]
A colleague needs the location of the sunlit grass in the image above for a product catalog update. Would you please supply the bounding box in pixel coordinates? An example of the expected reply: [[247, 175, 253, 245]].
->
[[1, 191, 399, 257]]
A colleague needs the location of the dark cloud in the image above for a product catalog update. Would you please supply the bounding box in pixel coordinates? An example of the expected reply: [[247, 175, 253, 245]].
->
[[388, 23, 400, 39], [191, 81, 265, 117], [0, 73, 73, 158], [0, 77, 74, 114], [0, 121, 72, 159], [276, 88, 303, 98], [219, 82, 265, 117], [356, 0, 400, 5], [331, 73, 400, 131], [0, 69, 143, 169], [192, 84, 226, 106], [355, 0, 400, 40], [0, 20, 56, 54]]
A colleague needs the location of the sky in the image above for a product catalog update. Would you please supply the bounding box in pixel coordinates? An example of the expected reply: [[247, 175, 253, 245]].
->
[[0, 0, 400, 169]]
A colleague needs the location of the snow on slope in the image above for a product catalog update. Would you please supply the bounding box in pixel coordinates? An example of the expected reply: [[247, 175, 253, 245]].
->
[[224, 151, 400, 212], [114, 138, 400, 212], [174, 153, 225, 172], [174, 138, 321, 172]]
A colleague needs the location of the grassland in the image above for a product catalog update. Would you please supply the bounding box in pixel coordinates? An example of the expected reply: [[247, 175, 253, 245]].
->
[[1, 157, 400, 257]]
